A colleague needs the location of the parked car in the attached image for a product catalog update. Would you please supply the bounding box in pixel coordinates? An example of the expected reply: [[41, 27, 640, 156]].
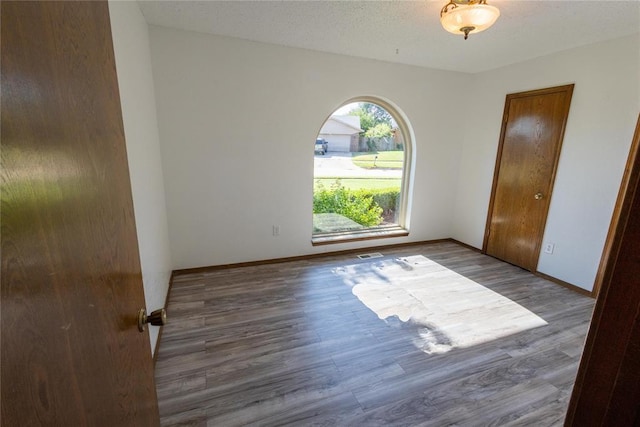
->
[[314, 138, 328, 155]]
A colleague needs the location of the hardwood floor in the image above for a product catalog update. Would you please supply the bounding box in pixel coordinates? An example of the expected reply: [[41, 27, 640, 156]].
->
[[155, 241, 594, 426]]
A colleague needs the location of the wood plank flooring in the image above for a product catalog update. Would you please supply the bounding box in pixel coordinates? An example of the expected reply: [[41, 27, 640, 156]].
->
[[155, 241, 595, 426]]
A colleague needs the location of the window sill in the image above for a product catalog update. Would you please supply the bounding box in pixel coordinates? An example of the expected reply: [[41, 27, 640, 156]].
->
[[311, 226, 409, 246]]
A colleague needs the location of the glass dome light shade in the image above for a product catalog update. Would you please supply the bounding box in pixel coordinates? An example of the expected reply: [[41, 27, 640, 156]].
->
[[440, 3, 500, 36]]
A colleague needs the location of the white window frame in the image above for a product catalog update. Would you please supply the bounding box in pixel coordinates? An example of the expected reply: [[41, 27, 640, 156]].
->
[[311, 96, 414, 245]]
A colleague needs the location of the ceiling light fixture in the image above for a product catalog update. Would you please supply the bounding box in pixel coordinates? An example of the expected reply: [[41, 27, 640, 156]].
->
[[440, 0, 500, 40]]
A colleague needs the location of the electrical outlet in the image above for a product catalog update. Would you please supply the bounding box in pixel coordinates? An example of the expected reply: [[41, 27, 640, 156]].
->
[[272, 225, 280, 236], [544, 243, 554, 254]]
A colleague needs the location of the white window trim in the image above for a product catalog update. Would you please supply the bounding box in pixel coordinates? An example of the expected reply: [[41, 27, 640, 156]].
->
[[311, 96, 415, 245]]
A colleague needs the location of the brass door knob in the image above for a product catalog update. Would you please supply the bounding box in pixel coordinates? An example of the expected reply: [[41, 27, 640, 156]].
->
[[534, 192, 544, 200], [138, 308, 167, 332]]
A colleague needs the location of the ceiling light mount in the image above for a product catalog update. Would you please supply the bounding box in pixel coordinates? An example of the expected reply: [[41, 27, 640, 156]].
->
[[440, 0, 500, 40]]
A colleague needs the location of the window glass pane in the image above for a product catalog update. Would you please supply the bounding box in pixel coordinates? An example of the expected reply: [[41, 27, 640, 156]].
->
[[313, 101, 406, 237]]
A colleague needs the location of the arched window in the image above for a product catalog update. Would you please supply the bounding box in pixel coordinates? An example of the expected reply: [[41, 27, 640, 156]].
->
[[312, 98, 413, 244]]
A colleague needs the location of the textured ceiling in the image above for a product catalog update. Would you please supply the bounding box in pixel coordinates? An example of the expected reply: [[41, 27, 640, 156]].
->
[[138, 0, 640, 73]]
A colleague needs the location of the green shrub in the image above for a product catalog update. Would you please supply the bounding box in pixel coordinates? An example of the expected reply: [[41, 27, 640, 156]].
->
[[366, 138, 376, 152], [313, 180, 383, 227], [369, 188, 400, 215]]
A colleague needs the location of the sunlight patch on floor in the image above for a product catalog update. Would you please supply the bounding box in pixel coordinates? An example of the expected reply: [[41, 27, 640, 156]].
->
[[334, 255, 548, 354]]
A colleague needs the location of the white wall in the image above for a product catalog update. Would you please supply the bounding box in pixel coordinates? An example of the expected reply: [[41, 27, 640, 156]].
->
[[109, 2, 173, 354], [148, 26, 469, 269], [452, 34, 640, 291], [146, 23, 639, 293]]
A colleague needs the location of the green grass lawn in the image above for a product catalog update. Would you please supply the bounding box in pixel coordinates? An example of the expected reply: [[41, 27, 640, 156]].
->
[[352, 151, 404, 169], [314, 177, 401, 191]]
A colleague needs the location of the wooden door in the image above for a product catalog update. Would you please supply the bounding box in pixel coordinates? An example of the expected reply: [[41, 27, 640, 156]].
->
[[1, 2, 160, 425], [484, 85, 574, 271]]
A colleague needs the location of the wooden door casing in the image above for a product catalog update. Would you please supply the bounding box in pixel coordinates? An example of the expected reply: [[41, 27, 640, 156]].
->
[[484, 85, 574, 271], [592, 113, 640, 298], [565, 114, 640, 426], [1, 1, 159, 425]]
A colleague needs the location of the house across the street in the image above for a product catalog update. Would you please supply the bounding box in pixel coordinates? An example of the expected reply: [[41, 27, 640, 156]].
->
[[318, 115, 362, 152]]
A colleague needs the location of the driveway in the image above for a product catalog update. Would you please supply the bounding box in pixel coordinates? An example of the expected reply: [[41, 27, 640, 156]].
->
[[314, 152, 402, 178]]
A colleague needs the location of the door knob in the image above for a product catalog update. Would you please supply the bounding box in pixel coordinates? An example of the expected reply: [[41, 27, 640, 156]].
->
[[138, 308, 167, 332], [534, 192, 544, 200]]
